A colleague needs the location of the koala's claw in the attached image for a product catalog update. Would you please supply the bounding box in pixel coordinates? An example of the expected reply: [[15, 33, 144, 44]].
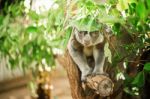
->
[[81, 68, 93, 82], [81, 72, 92, 82], [81, 75, 87, 82], [81, 74, 91, 82], [81, 74, 86, 82]]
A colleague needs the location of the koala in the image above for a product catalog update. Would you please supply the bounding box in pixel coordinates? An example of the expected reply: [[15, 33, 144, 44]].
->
[[68, 28, 107, 81]]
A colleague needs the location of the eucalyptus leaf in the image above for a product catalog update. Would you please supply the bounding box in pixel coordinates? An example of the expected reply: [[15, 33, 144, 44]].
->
[[64, 27, 72, 47], [26, 26, 38, 33], [3, 15, 10, 27], [0, 15, 4, 26], [147, 0, 150, 9], [71, 16, 101, 32], [144, 63, 150, 71], [28, 11, 39, 20], [117, 0, 129, 11], [132, 71, 145, 87], [136, 2, 147, 20]]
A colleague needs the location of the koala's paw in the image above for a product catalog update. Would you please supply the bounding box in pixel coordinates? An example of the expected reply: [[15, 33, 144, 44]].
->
[[81, 74, 88, 82], [92, 71, 109, 77], [81, 69, 92, 82]]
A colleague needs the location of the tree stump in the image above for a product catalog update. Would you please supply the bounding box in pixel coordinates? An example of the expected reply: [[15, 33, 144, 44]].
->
[[57, 50, 114, 99], [85, 75, 113, 97]]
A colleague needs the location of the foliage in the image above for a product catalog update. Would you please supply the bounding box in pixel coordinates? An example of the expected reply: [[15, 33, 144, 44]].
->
[[0, 0, 150, 96], [66, 0, 150, 96], [111, 0, 150, 95], [0, 0, 66, 70]]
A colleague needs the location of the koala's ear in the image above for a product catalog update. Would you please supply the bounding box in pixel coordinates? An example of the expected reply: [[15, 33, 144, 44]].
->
[[74, 27, 79, 35]]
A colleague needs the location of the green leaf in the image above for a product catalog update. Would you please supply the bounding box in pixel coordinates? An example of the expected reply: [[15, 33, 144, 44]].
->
[[112, 23, 121, 35], [26, 26, 38, 33], [146, 0, 150, 9], [64, 27, 72, 47], [85, 0, 95, 10], [0, 15, 4, 26], [144, 63, 150, 71], [128, 3, 136, 15], [132, 71, 145, 87], [3, 15, 10, 27], [145, 38, 150, 43], [71, 16, 101, 32], [99, 16, 124, 24], [28, 11, 39, 20], [117, 0, 129, 11], [136, 2, 147, 20]]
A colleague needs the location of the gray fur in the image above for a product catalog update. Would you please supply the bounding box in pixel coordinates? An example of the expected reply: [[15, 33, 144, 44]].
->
[[68, 28, 106, 81]]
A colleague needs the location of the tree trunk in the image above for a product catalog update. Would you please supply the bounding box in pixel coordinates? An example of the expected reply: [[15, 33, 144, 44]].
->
[[57, 51, 118, 99]]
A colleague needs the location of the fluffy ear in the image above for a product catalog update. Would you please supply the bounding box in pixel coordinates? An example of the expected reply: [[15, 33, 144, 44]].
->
[[74, 28, 79, 36], [74, 28, 82, 44], [93, 33, 104, 45]]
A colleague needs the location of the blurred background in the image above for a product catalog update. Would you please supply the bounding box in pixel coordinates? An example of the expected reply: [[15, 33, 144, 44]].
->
[[0, 0, 71, 99]]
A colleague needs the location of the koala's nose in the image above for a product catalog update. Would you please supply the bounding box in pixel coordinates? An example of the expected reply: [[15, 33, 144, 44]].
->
[[84, 35, 91, 45], [84, 38, 90, 43], [84, 34, 90, 40], [84, 40, 90, 44]]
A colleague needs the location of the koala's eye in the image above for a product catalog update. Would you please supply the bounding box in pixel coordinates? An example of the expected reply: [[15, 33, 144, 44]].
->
[[91, 31, 99, 37], [79, 31, 83, 34], [79, 31, 87, 35]]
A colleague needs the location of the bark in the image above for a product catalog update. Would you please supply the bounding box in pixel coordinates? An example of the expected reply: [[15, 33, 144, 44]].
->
[[86, 75, 113, 97], [57, 51, 115, 99]]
